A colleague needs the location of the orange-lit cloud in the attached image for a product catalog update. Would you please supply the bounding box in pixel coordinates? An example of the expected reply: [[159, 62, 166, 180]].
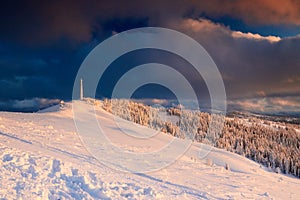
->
[[231, 31, 281, 43], [285, 75, 300, 83], [181, 18, 282, 43], [228, 96, 300, 114], [190, 0, 300, 25], [269, 97, 299, 107], [256, 91, 267, 97]]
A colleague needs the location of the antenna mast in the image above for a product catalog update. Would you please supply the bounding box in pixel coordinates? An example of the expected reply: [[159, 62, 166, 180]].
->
[[80, 78, 84, 100]]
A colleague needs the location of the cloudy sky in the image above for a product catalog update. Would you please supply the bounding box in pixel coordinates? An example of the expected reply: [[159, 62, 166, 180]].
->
[[0, 0, 299, 114]]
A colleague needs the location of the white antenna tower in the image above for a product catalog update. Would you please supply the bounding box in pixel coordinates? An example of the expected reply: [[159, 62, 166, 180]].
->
[[80, 78, 84, 100]]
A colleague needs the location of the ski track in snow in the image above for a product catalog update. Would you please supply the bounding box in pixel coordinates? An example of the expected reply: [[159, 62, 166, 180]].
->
[[0, 101, 299, 199]]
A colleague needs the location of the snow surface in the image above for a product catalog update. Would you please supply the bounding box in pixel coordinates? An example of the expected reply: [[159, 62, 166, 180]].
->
[[0, 101, 299, 199]]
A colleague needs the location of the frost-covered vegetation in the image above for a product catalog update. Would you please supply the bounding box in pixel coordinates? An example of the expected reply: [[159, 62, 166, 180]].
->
[[217, 117, 300, 177], [101, 98, 300, 178]]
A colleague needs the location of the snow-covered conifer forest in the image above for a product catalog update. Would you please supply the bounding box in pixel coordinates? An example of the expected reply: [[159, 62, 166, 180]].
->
[[102, 98, 300, 178]]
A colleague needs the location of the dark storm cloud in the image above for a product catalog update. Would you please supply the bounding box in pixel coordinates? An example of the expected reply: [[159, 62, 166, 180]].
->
[[0, 98, 60, 112], [2, 0, 300, 45], [192, 0, 300, 25], [0, 0, 170, 45], [0, 0, 300, 113], [0, 45, 78, 101], [170, 18, 300, 99], [172, 18, 300, 113], [0, 0, 92, 45]]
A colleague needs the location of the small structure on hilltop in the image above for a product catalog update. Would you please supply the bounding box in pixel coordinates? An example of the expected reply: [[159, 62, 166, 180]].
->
[[59, 100, 65, 109]]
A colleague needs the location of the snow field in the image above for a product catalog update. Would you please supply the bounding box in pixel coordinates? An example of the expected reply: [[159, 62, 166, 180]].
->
[[0, 101, 299, 199]]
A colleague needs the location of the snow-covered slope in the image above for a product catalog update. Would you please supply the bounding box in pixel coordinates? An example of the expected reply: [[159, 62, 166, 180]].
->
[[0, 101, 299, 199]]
